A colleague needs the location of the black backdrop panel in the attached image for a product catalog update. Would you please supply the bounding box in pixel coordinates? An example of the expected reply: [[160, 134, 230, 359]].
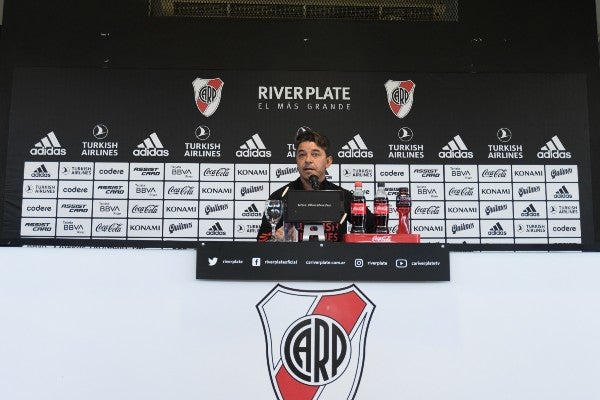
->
[[2, 68, 592, 246]]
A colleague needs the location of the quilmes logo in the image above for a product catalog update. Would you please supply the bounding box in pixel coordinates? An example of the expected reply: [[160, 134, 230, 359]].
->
[[30, 164, 52, 178], [30, 131, 66, 156], [236, 133, 272, 157], [439, 135, 473, 158], [385, 80, 415, 119], [257, 285, 374, 400], [338, 134, 373, 158], [133, 132, 169, 157], [193, 77, 224, 117], [537, 135, 571, 159]]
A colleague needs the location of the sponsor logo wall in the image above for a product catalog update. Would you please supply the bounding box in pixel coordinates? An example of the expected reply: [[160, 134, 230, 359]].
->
[[4, 69, 592, 245]]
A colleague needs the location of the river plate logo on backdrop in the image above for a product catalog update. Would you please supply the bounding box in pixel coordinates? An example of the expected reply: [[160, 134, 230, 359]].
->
[[257, 285, 375, 400], [385, 80, 415, 119], [193, 78, 224, 117]]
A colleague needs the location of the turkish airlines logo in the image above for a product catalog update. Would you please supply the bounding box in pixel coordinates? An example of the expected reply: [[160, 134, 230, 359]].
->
[[257, 285, 374, 400], [193, 77, 224, 117], [385, 80, 415, 119], [30, 131, 66, 156]]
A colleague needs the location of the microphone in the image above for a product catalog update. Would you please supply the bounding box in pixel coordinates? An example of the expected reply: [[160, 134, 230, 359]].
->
[[309, 175, 320, 190]]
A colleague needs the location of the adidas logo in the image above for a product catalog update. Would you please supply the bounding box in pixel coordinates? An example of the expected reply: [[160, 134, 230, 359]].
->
[[133, 132, 169, 156], [488, 222, 507, 236], [553, 185, 573, 199], [521, 203, 540, 217], [30, 131, 66, 156], [30, 164, 51, 178], [206, 222, 226, 236], [439, 135, 473, 159], [338, 134, 373, 158], [537, 135, 571, 159], [236, 133, 271, 157], [242, 203, 262, 217]]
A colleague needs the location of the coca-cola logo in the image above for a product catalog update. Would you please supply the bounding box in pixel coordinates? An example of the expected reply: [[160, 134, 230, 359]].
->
[[168, 186, 195, 195], [448, 187, 474, 196], [131, 204, 159, 214], [372, 235, 392, 242], [203, 167, 230, 176], [414, 205, 441, 215], [482, 168, 507, 178], [95, 223, 123, 232]]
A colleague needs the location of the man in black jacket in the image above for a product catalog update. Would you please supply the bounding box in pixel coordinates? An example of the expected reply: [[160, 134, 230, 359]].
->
[[257, 128, 375, 241]]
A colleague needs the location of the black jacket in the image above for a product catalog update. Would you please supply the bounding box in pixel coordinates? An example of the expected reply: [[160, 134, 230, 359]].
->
[[257, 177, 375, 241]]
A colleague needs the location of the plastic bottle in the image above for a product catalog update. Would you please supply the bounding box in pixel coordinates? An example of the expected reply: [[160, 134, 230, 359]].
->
[[350, 181, 366, 233], [395, 187, 412, 234], [374, 182, 389, 234]]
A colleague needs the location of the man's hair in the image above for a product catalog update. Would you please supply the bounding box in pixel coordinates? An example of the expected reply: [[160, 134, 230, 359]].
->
[[295, 127, 332, 156]]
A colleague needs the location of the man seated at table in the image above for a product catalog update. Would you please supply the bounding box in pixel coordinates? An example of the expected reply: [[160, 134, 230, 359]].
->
[[257, 128, 375, 242]]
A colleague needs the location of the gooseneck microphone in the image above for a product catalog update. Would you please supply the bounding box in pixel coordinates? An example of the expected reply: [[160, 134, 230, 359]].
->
[[308, 175, 320, 190]]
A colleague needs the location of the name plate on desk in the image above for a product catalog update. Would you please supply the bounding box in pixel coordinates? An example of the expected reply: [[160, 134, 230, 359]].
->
[[196, 242, 449, 281]]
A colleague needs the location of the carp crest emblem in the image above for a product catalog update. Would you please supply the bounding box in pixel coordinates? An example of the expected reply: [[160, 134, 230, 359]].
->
[[192, 77, 224, 117], [257, 285, 375, 400], [385, 80, 415, 119]]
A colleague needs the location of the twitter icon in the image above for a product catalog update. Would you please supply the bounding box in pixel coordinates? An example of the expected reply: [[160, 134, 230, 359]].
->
[[208, 257, 218, 266]]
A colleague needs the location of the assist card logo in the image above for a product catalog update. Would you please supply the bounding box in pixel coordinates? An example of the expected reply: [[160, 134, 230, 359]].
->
[[257, 285, 375, 400]]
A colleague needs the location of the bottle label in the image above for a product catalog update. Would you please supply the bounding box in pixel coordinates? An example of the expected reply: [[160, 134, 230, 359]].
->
[[374, 202, 389, 214], [351, 202, 366, 215]]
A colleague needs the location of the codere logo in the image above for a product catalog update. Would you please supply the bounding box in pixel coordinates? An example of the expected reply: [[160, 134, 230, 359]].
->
[[133, 132, 169, 157], [236, 133, 271, 157], [439, 135, 473, 158], [30, 131, 66, 156], [338, 134, 373, 158], [537, 135, 571, 159]]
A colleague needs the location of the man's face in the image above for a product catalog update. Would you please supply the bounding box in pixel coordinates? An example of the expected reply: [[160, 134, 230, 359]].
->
[[296, 140, 333, 182]]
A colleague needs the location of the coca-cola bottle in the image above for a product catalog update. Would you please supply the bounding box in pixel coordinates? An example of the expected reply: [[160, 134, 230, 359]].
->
[[396, 187, 412, 234], [374, 182, 389, 234], [350, 181, 366, 233]]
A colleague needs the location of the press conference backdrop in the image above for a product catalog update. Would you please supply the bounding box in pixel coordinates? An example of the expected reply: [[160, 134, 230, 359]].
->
[[2, 68, 592, 246]]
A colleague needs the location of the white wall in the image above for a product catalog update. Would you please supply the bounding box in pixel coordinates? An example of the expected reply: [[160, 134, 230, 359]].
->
[[1, 247, 599, 400]]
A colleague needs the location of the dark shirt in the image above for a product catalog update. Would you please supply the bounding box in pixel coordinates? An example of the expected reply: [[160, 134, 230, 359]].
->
[[257, 177, 375, 242]]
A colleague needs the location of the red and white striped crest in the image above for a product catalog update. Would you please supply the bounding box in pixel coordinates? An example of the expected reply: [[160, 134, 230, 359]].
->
[[385, 80, 415, 119], [257, 285, 375, 400], [192, 77, 224, 117]]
